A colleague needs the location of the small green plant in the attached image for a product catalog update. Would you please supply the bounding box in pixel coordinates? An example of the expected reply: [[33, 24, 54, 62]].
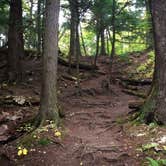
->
[[146, 157, 166, 166], [38, 138, 52, 146], [137, 64, 147, 72], [119, 53, 130, 62], [148, 51, 155, 60], [17, 123, 34, 132], [149, 122, 158, 129]]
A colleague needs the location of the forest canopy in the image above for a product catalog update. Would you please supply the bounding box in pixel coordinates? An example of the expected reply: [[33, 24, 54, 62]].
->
[[0, 0, 152, 55]]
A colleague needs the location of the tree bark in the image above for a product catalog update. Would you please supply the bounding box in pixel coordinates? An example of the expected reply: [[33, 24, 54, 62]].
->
[[142, 0, 166, 124], [109, 0, 116, 81], [37, 0, 60, 126], [41, 0, 46, 53], [37, 0, 42, 53], [68, 0, 81, 73], [145, 0, 153, 49], [100, 27, 106, 56], [94, 31, 100, 66], [7, 0, 24, 82]]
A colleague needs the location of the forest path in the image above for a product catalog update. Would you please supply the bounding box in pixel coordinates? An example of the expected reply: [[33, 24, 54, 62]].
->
[[0, 55, 147, 166], [42, 56, 142, 166]]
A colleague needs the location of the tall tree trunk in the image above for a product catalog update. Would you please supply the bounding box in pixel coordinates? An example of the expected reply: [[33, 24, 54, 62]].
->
[[41, 0, 46, 53], [75, 0, 81, 92], [68, 0, 81, 73], [106, 30, 110, 55], [145, 0, 153, 49], [37, 0, 42, 53], [28, 0, 34, 49], [80, 24, 87, 56], [100, 27, 106, 56], [68, 0, 76, 73], [109, 0, 116, 80], [37, 0, 60, 126], [8, 0, 24, 82], [94, 30, 100, 66], [76, 21, 81, 57], [141, 0, 166, 124], [76, 25, 81, 94]]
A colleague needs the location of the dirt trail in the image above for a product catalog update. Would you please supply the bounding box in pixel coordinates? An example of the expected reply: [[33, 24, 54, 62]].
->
[[0, 56, 145, 166], [54, 58, 140, 166]]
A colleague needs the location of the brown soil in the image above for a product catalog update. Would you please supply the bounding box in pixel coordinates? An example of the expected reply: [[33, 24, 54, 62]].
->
[[0, 52, 163, 166]]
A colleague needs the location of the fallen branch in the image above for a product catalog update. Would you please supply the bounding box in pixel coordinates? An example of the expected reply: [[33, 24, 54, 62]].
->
[[118, 77, 152, 86], [58, 57, 98, 70], [0, 96, 40, 107], [61, 74, 77, 81]]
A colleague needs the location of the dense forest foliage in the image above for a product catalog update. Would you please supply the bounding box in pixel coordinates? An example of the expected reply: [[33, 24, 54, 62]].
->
[[0, 0, 152, 54]]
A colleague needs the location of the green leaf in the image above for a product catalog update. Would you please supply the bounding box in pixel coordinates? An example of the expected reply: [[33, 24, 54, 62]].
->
[[146, 157, 159, 166], [158, 159, 166, 165]]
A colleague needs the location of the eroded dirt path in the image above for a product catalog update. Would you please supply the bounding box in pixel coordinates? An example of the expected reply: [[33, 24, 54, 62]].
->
[[0, 55, 149, 166], [52, 58, 140, 166]]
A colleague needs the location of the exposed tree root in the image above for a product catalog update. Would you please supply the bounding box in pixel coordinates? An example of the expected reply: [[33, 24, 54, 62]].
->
[[83, 145, 119, 154], [118, 77, 152, 86], [97, 123, 116, 134], [120, 82, 138, 90], [122, 89, 146, 98], [128, 100, 144, 111]]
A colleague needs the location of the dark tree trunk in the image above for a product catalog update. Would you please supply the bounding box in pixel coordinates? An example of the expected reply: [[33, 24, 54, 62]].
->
[[37, 0, 60, 126], [68, 0, 76, 73], [37, 0, 42, 53], [142, 0, 166, 124], [145, 0, 153, 49], [76, 21, 81, 57], [94, 31, 100, 66], [68, 0, 81, 73], [100, 27, 106, 56], [8, 0, 24, 82], [109, 0, 116, 80], [106, 30, 110, 55], [69, 2, 75, 72], [27, 0, 34, 49], [41, 0, 46, 53]]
